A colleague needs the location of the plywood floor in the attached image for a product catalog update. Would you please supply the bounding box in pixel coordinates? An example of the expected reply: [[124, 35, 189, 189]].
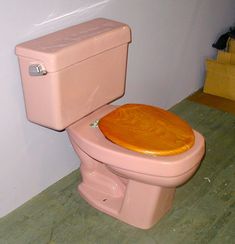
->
[[188, 90, 235, 115], [0, 99, 234, 244]]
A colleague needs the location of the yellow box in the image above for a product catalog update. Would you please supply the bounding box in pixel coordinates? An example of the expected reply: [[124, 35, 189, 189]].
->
[[228, 38, 235, 53], [203, 59, 235, 101], [217, 51, 235, 65]]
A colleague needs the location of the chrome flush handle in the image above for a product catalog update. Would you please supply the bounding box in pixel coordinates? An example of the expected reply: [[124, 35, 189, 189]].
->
[[29, 64, 47, 76]]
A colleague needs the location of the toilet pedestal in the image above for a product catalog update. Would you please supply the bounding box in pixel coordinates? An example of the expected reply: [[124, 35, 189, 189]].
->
[[77, 146, 175, 229], [118, 180, 175, 229]]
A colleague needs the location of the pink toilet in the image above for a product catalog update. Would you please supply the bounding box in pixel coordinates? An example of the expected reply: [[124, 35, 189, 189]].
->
[[16, 18, 205, 229]]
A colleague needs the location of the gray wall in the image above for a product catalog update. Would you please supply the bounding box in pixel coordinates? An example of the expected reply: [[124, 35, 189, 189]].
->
[[0, 0, 234, 217]]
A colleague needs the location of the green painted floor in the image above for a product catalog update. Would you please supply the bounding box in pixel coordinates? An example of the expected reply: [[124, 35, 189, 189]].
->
[[0, 100, 234, 244]]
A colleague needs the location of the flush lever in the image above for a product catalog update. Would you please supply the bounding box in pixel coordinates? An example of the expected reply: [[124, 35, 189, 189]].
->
[[29, 64, 47, 76]]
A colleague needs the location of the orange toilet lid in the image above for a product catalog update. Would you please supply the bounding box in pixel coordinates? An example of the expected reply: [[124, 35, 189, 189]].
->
[[98, 104, 195, 156]]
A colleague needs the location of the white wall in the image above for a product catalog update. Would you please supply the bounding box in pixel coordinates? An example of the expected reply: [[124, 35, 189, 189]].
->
[[0, 0, 234, 217]]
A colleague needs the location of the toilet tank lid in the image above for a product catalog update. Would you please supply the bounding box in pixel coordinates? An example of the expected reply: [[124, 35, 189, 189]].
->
[[15, 18, 131, 72]]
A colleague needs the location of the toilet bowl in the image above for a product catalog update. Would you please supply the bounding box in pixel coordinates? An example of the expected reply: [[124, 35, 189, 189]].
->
[[16, 18, 205, 229], [67, 104, 205, 229]]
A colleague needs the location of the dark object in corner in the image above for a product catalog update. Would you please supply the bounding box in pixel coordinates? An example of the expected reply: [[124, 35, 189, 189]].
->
[[212, 27, 235, 50]]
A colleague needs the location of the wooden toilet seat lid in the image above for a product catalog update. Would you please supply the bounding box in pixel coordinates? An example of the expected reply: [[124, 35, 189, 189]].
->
[[98, 104, 195, 156]]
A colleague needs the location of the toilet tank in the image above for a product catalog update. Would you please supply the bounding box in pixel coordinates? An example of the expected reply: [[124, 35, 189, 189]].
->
[[16, 18, 131, 130]]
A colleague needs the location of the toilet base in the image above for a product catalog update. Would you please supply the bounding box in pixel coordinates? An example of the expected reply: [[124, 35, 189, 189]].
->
[[79, 179, 175, 229], [76, 146, 175, 229]]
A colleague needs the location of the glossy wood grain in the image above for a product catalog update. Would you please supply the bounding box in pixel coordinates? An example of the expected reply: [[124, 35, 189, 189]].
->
[[99, 104, 195, 156]]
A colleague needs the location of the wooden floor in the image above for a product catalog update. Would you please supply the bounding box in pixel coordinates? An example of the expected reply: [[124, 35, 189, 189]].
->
[[188, 90, 235, 115], [0, 99, 234, 244]]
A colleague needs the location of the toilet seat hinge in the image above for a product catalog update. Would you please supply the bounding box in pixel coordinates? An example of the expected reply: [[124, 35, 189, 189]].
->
[[90, 120, 99, 128]]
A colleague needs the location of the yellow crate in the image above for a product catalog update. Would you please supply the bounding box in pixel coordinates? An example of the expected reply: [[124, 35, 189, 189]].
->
[[228, 38, 235, 53], [217, 51, 235, 64], [203, 59, 235, 101]]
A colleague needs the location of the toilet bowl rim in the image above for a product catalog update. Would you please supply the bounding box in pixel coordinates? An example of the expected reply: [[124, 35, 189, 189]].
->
[[67, 104, 205, 178]]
